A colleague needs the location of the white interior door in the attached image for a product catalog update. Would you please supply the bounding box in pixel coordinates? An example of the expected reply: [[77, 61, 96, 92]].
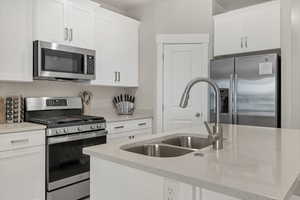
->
[[163, 44, 208, 132]]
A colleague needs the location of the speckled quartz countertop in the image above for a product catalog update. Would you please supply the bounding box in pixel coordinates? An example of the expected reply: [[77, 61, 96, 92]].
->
[[0, 122, 46, 134], [86, 109, 153, 123], [84, 125, 300, 200]]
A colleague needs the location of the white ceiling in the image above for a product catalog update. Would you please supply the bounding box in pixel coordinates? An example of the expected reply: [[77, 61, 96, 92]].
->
[[93, 0, 274, 12], [93, 0, 151, 10], [215, 0, 273, 11]]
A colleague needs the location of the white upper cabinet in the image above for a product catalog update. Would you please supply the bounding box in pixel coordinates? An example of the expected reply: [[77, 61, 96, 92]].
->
[[91, 7, 140, 87], [33, 0, 98, 49], [33, 0, 66, 45], [214, 0, 280, 57], [0, 0, 33, 82], [214, 12, 244, 56], [66, 0, 96, 49]]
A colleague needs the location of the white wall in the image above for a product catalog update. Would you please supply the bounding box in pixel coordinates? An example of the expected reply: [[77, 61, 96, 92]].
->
[[280, 0, 300, 129], [280, 0, 293, 128], [127, 0, 213, 111], [290, 0, 300, 128]]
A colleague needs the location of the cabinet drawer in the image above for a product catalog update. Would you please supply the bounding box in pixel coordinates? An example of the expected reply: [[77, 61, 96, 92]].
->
[[131, 119, 152, 130], [107, 128, 152, 144], [0, 130, 45, 152], [109, 118, 152, 134], [109, 122, 131, 134]]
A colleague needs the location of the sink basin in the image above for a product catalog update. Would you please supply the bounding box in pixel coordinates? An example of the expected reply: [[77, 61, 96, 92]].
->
[[122, 144, 194, 158], [162, 135, 212, 150]]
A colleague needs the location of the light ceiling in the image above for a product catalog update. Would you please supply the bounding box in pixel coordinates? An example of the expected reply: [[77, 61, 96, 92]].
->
[[93, 0, 274, 12], [215, 0, 273, 11], [93, 0, 152, 10]]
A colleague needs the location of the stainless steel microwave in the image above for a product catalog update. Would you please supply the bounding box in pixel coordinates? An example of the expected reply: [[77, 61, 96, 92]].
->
[[33, 41, 96, 81]]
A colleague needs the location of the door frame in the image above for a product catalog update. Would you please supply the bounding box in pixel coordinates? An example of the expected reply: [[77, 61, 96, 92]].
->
[[155, 34, 210, 133]]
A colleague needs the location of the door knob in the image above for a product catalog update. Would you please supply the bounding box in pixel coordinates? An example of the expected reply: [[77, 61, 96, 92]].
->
[[195, 113, 201, 118]]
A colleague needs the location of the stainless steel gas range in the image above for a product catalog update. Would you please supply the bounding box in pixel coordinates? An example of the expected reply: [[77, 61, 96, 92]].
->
[[25, 97, 107, 200]]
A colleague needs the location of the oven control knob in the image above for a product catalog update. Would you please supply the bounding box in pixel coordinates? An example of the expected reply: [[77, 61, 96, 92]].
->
[[90, 125, 96, 130], [64, 129, 68, 134], [77, 127, 82, 131]]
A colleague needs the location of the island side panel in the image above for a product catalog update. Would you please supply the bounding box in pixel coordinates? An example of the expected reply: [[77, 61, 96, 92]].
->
[[90, 156, 243, 200], [201, 189, 240, 200], [90, 157, 165, 200]]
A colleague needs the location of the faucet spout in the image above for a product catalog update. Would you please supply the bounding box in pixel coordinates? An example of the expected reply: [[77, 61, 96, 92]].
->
[[179, 77, 223, 150]]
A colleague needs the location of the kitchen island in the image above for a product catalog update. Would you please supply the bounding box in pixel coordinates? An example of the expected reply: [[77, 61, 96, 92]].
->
[[83, 125, 300, 200]]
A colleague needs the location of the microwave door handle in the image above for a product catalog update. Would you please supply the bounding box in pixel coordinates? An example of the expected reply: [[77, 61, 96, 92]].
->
[[64, 28, 69, 41], [69, 28, 73, 42]]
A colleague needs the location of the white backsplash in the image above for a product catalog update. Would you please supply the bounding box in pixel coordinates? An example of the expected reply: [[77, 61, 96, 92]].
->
[[0, 80, 134, 110]]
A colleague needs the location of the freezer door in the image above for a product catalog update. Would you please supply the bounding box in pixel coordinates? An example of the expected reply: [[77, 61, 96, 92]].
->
[[235, 54, 279, 127], [210, 58, 235, 124]]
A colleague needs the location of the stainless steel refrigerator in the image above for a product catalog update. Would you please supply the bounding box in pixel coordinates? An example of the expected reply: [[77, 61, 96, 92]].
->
[[210, 53, 281, 128]]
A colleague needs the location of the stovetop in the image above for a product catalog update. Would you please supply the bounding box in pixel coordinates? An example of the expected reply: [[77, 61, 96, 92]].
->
[[28, 115, 105, 128]]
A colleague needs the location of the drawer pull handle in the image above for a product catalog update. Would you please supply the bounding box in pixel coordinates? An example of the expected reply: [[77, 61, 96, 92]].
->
[[114, 126, 125, 129], [138, 123, 147, 126], [11, 139, 29, 144]]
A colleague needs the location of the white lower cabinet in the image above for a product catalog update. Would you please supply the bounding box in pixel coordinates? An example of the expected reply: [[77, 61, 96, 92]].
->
[[0, 130, 45, 200], [107, 118, 152, 144]]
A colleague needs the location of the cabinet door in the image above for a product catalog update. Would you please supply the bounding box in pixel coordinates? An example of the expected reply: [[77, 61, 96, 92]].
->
[[242, 1, 280, 52], [0, 146, 45, 200], [91, 7, 118, 86], [91, 7, 139, 87], [33, 0, 67, 44], [67, 0, 96, 49], [116, 17, 140, 87], [214, 12, 244, 57], [0, 0, 33, 82]]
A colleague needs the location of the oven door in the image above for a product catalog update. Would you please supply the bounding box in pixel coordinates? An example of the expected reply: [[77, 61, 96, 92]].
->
[[34, 41, 95, 80], [47, 130, 107, 191]]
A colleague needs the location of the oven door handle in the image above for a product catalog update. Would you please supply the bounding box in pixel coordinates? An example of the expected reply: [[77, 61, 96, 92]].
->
[[47, 130, 107, 145]]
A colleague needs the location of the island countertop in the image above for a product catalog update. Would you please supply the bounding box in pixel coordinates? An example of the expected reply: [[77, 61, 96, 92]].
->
[[83, 125, 300, 200]]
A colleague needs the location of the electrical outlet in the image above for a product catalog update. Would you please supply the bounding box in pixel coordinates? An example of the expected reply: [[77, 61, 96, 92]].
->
[[164, 179, 179, 200]]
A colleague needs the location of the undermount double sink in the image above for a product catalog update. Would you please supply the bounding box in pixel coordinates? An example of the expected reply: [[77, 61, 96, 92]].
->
[[121, 134, 212, 158]]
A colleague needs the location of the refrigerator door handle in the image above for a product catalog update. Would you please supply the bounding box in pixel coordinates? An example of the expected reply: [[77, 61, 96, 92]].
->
[[229, 74, 234, 124], [233, 73, 238, 124]]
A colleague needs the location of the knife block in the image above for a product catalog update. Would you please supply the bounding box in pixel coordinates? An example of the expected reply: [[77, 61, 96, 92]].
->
[[115, 102, 135, 115]]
